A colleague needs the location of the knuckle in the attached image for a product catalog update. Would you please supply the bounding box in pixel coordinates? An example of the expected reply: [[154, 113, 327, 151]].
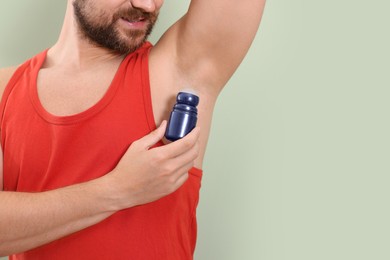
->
[[194, 142, 200, 156], [158, 162, 176, 177], [182, 138, 194, 149], [189, 147, 200, 161], [161, 164, 174, 175], [189, 161, 195, 169], [167, 185, 177, 195], [168, 176, 177, 185], [151, 152, 165, 164], [180, 172, 190, 184]]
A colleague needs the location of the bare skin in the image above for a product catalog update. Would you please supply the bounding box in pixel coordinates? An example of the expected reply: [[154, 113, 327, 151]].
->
[[0, 0, 266, 255]]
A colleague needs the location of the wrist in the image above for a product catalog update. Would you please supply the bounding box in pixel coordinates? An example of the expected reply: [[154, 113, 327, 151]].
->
[[94, 171, 137, 212]]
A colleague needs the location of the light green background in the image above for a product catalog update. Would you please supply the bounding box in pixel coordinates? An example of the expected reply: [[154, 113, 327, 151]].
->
[[1, 1, 390, 259]]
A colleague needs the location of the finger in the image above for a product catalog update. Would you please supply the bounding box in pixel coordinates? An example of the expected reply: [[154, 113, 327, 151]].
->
[[158, 140, 199, 184], [137, 120, 167, 150], [170, 140, 199, 170], [172, 160, 197, 185], [174, 171, 190, 190], [157, 126, 200, 158]]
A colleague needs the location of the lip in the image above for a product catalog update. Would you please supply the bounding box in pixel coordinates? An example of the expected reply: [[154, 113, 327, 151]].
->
[[119, 17, 147, 29]]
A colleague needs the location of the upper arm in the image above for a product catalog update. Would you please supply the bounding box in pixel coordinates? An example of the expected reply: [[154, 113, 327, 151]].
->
[[0, 67, 17, 95], [153, 0, 266, 94], [0, 66, 17, 191], [0, 147, 3, 191]]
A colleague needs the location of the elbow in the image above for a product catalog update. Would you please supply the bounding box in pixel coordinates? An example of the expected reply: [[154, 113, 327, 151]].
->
[[0, 246, 9, 257], [0, 243, 10, 257], [0, 237, 6, 256], [0, 246, 17, 258], [0, 237, 18, 257]]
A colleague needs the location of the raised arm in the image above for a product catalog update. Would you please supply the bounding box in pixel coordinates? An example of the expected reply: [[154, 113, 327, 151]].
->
[[152, 0, 266, 94]]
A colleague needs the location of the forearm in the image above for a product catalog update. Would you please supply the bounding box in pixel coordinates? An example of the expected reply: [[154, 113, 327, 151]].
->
[[0, 122, 200, 256], [0, 177, 117, 256]]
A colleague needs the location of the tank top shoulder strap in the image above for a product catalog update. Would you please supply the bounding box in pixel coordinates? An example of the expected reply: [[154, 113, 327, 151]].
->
[[120, 41, 156, 132], [0, 50, 47, 127]]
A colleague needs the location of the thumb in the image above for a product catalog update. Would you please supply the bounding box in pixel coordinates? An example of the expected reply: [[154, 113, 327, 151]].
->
[[139, 120, 167, 150]]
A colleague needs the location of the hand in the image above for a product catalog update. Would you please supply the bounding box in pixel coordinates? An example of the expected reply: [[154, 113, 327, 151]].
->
[[106, 120, 200, 210]]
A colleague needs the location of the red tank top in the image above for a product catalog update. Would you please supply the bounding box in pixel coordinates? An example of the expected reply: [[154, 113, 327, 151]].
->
[[0, 42, 202, 260]]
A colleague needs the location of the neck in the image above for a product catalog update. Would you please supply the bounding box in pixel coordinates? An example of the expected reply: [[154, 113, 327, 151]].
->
[[46, 1, 123, 71]]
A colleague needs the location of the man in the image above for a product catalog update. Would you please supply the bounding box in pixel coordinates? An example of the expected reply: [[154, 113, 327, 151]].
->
[[0, 0, 265, 259]]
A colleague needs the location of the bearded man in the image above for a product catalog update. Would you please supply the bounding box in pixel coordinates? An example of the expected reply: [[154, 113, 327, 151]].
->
[[0, 0, 266, 259]]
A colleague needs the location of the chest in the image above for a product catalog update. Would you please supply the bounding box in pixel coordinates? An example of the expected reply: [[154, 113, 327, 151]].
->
[[36, 67, 118, 117], [2, 71, 152, 192]]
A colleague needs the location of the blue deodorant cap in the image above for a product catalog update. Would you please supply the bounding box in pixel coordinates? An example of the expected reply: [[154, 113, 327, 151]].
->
[[165, 92, 199, 141]]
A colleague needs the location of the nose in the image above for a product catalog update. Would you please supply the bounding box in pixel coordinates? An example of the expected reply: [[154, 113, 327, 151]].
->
[[130, 0, 156, 13]]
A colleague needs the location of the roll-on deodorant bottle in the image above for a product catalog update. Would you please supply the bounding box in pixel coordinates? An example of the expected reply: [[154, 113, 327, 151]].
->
[[165, 92, 199, 141]]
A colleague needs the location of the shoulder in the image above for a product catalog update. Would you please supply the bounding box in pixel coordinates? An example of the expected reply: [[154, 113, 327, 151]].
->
[[0, 66, 18, 99]]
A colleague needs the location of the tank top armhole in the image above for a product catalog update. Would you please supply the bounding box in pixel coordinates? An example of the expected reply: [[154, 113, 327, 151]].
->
[[140, 44, 203, 173], [141, 43, 157, 132]]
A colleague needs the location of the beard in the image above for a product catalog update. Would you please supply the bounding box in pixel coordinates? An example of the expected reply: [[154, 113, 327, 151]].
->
[[73, 0, 158, 54]]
